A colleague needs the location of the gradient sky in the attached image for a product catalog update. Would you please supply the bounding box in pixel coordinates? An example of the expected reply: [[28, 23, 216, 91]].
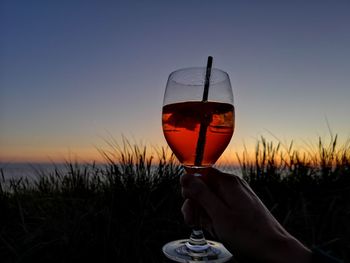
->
[[1, 0, 350, 163]]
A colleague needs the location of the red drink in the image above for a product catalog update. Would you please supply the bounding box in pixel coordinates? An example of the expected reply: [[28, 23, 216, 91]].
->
[[162, 101, 234, 167]]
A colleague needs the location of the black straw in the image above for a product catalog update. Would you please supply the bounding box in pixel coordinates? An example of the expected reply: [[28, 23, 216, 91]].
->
[[202, 56, 213, 101], [194, 56, 213, 166]]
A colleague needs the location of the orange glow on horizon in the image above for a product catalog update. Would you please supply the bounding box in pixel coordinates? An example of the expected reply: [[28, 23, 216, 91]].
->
[[0, 147, 106, 164], [0, 145, 243, 166], [2, 135, 347, 167]]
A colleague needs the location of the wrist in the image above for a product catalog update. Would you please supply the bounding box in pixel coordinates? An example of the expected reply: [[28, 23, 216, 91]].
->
[[269, 233, 312, 263]]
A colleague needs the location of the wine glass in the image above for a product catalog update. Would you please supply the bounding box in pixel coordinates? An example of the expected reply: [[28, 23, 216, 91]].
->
[[162, 58, 235, 262]]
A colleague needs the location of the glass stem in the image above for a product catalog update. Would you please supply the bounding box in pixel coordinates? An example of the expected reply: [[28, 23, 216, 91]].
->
[[186, 228, 209, 252], [185, 194, 209, 252]]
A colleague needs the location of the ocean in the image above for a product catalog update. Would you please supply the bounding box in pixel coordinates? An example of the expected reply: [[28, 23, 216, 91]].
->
[[0, 162, 70, 180], [0, 162, 242, 181]]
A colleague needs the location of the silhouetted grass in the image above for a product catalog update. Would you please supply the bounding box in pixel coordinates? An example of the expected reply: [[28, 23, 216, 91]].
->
[[237, 135, 350, 261], [0, 136, 349, 262]]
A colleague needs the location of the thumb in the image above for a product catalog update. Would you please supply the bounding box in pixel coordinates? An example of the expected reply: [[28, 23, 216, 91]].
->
[[180, 173, 227, 219]]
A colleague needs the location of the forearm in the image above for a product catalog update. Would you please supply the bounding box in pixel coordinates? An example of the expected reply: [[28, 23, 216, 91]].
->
[[232, 227, 312, 263], [272, 237, 343, 263], [257, 229, 312, 263], [275, 236, 311, 263]]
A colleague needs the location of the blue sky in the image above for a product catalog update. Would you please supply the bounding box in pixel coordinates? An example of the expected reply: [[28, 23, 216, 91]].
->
[[1, 0, 350, 162]]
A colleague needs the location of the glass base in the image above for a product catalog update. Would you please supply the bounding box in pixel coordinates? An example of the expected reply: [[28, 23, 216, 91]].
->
[[162, 239, 233, 263]]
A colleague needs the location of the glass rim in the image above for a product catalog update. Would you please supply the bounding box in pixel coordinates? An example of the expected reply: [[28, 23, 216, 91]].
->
[[168, 67, 230, 86]]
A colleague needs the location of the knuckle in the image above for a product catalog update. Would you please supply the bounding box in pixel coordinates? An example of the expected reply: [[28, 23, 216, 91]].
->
[[190, 183, 205, 199], [181, 201, 187, 215], [231, 174, 242, 183], [181, 199, 194, 225], [182, 178, 206, 200], [180, 173, 192, 187], [181, 187, 190, 198], [220, 173, 242, 188]]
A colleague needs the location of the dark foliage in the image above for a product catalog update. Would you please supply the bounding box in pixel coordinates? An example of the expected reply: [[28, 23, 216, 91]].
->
[[0, 137, 349, 262]]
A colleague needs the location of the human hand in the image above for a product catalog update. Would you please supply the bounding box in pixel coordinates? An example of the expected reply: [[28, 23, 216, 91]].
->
[[181, 168, 311, 263]]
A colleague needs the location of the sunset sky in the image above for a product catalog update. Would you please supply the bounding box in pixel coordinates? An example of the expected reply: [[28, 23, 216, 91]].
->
[[1, 0, 350, 164]]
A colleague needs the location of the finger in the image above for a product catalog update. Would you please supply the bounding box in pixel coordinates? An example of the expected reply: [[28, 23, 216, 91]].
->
[[198, 210, 213, 231], [180, 173, 227, 219], [214, 169, 258, 200], [197, 168, 247, 208], [182, 199, 214, 230], [181, 199, 195, 226]]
